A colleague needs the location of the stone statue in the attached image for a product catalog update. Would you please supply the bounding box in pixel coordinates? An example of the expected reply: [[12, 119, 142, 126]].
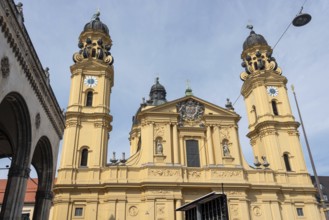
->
[[262, 156, 270, 168], [156, 139, 163, 155], [223, 142, 230, 156], [44, 67, 50, 85]]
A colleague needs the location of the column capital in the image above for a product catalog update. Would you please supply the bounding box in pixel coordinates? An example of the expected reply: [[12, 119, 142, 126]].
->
[[8, 165, 30, 178], [36, 190, 54, 200]]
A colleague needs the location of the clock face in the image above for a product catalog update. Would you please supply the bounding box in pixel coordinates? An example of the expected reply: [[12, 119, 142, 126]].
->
[[267, 86, 278, 97], [84, 76, 98, 88]]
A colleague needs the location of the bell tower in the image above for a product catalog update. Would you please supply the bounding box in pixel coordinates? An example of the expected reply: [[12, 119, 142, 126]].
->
[[56, 12, 114, 183], [240, 28, 307, 172]]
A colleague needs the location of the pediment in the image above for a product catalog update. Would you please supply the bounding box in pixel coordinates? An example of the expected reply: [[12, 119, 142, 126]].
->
[[139, 96, 240, 119], [70, 59, 112, 72], [242, 71, 287, 97], [264, 72, 286, 82]]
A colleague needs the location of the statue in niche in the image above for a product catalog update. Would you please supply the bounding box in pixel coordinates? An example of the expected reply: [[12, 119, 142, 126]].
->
[[156, 139, 163, 155], [223, 140, 230, 156]]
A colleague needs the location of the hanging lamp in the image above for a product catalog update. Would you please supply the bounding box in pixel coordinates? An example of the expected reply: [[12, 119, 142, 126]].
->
[[292, 7, 312, 27]]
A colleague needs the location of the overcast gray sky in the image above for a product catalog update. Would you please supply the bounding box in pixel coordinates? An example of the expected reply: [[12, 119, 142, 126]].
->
[[9, 0, 329, 176]]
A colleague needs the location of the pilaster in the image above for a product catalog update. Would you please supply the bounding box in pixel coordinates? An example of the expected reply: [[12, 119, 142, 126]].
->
[[207, 126, 215, 165], [173, 124, 179, 164]]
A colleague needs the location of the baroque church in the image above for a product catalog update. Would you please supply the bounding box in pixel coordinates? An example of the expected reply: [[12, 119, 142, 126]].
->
[[52, 14, 326, 220]]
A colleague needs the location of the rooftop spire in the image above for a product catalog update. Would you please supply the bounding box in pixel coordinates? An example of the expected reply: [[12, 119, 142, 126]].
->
[[185, 80, 193, 96]]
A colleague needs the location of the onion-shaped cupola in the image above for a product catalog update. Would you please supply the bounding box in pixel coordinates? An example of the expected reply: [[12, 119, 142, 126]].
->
[[243, 30, 268, 50], [240, 26, 282, 81], [73, 12, 114, 65], [146, 77, 167, 106]]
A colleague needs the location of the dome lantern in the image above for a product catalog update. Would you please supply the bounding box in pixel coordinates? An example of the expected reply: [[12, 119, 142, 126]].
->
[[72, 11, 114, 65], [146, 77, 167, 106], [240, 26, 282, 81]]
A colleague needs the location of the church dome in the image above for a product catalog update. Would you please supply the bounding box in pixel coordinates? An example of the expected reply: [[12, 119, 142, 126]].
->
[[83, 16, 109, 34], [147, 77, 167, 106], [243, 30, 268, 50], [150, 78, 166, 93]]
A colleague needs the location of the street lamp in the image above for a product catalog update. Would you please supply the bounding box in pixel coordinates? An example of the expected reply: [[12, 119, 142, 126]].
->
[[291, 85, 328, 220]]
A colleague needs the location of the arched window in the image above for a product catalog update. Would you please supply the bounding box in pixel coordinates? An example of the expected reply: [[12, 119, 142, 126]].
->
[[80, 149, 88, 167], [272, 100, 279, 116], [283, 153, 291, 171], [86, 91, 93, 106], [186, 140, 200, 167]]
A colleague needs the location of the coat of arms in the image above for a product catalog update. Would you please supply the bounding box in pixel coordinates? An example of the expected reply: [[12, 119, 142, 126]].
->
[[177, 99, 204, 126]]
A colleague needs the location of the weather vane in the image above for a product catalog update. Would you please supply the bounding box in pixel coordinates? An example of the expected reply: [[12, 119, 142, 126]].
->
[[246, 24, 253, 31], [91, 9, 100, 20]]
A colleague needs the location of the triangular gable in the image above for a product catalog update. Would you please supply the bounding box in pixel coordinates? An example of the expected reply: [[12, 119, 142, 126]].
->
[[70, 59, 111, 71], [139, 95, 240, 119]]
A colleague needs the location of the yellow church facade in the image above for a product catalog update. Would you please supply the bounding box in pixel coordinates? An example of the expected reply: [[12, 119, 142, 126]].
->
[[52, 15, 326, 220]]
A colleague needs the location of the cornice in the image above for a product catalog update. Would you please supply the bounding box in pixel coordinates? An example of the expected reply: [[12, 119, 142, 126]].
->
[[247, 120, 300, 138], [0, 1, 65, 138], [241, 71, 288, 98], [65, 111, 113, 122]]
